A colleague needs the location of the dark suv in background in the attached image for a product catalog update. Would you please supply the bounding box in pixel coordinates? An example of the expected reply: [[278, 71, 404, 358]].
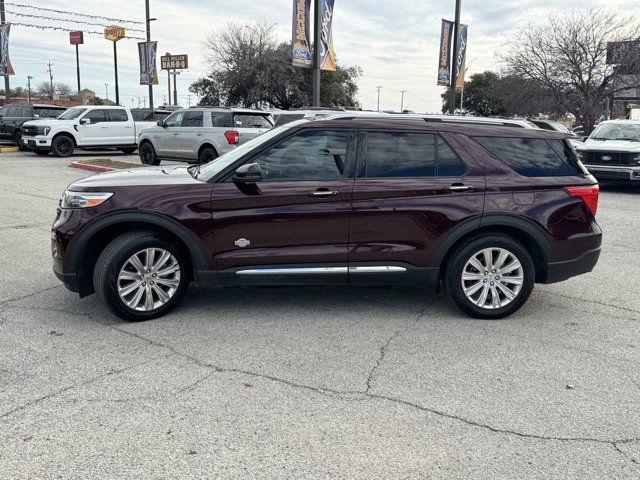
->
[[52, 117, 601, 321], [0, 103, 66, 148]]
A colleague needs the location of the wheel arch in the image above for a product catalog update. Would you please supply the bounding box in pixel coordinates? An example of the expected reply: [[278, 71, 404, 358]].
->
[[52, 130, 78, 146], [198, 143, 219, 158], [433, 214, 554, 283], [63, 211, 209, 297]]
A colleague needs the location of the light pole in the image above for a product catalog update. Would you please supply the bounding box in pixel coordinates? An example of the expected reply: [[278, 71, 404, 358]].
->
[[27, 75, 32, 103], [145, 0, 156, 110], [400, 90, 407, 112], [312, 0, 321, 106], [448, 0, 461, 114], [105, 83, 109, 101], [376, 85, 383, 111], [0, 0, 10, 104]]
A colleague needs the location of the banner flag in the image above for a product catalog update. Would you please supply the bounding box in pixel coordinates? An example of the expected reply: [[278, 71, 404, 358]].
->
[[138, 41, 159, 86], [292, 0, 312, 68], [319, 0, 337, 71], [455, 25, 468, 89], [0, 23, 14, 76], [437, 19, 453, 86]]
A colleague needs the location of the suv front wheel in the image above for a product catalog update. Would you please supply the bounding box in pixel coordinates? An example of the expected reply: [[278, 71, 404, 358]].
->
[[446, 234, 535, 319], [94, 231, 190, 321]]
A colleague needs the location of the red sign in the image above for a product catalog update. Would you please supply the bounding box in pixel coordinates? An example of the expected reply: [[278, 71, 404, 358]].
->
[[70, 31, 84, 45]]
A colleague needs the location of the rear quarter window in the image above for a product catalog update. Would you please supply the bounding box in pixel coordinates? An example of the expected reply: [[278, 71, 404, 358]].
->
[[211, 112, 233, 128], [473, 137, 584, 176], [233, 114, 273, 128]]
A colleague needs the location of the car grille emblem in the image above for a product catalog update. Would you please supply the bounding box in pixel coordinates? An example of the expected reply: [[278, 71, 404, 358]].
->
[[235, 238, 250, 248], [601, 155, 612, 161]]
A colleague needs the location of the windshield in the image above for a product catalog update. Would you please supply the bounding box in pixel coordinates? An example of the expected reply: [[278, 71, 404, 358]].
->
[[197, 119, 309, 181], [590, 122, 640, 141], [57, 107, 87, 120]]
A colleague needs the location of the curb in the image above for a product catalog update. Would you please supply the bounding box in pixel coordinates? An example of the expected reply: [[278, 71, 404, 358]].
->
[[69, 161, 116, 173], [0, 146, 19, 153]]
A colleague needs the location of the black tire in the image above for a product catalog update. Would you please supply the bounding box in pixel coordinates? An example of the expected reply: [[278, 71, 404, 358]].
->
[[93, 231, 190, 321], [198, 146, 218, 164], [51, 135, 75, 157], [139, 142, 160, 166], [445, 234, 535, 320], [13, 130, 25, 151], [33, 150, 49, 156], [120, 147, 137, 155]]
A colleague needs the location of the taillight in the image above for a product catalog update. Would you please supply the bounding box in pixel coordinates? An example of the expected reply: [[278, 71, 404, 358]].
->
[[225, 130, 239, 145], [565, 185, 599, 216]]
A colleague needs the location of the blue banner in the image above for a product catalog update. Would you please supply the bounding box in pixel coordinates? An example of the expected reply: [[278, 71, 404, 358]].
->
[[292, 0, 312, 68], [138, 41, 159, 85], [319, 0, 337, 71], [437, 19, 453, 86], [455, 25, 468, 89], [0, 23, 14, 76]]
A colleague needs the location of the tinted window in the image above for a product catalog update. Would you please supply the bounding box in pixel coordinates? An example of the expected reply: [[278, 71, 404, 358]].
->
[[154, 111, 171, 121], [252, 130, 352, 181], [211, 112, 232, 128], [437, 137, 465, 176], [366, 132, 436, 178], [35, 107, 65, 118], [108, 109, 128, 122], [164, 111, 185, 127], [83, 109, 107, 124], [276, 113, 305, 126], [4, 106, 16, 116], [131, 109, 153, 121], [234, 114, 273, 128], [474, 137, 581, 176], [17, 106, 32, 117], [185, 111, 204, 127]]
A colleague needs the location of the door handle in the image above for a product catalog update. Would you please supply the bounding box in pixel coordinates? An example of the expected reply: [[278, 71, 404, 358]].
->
[[311, 189, 339, 197], [449, 184, 474, 193], [173, 133, 179, 136], [196, 133, 203, 136]]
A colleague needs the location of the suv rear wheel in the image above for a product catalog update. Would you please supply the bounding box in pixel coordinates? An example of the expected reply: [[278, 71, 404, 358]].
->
[[198, 146, 218, 164], [446, 234, 534, 319], [139, 142, 160, 166], [94, 231, 190, 321]]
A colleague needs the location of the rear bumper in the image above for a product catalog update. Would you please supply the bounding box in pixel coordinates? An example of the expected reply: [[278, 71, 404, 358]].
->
[[544, 247, 601, 284], [585, 164, 640, 181]]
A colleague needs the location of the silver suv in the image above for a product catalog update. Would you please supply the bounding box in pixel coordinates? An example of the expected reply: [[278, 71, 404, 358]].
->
[[137, 107, 274, 165]]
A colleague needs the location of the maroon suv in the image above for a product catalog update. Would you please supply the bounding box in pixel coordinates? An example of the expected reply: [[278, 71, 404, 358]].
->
[[52, 118, 601, 321]]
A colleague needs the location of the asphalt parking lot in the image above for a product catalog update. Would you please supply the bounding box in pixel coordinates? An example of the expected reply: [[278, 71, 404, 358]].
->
[[1, 149, 640, 479]]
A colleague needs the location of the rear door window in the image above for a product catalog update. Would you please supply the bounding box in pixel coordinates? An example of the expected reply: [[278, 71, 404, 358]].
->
[[473, 137, 583, 176], [364, 132, 436, 178], [17, 106, 32, 117], [233, 114, 273, 128], [184, 111, 204, 127]]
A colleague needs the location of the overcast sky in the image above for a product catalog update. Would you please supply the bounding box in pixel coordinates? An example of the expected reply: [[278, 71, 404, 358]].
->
[[6, 0, 638, 112]]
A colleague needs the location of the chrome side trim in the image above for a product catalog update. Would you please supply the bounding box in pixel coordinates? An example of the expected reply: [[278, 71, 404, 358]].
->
[[235, 266, 407, 275], [348, 266, 407, 273], [236, 267, 348, 275]]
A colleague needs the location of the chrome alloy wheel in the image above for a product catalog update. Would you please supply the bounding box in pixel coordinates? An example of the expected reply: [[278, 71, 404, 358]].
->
[[117, 248, 181, 311], [461, 247, 524, 310]]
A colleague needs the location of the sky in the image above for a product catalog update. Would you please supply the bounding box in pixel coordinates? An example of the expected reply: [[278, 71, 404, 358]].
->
[[5, 0, 638, 112]]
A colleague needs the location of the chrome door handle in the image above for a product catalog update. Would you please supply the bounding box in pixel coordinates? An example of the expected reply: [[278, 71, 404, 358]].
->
[[449, 185, 473, 192], [196, 133, 203, 136], [311, 190, 339, 197]]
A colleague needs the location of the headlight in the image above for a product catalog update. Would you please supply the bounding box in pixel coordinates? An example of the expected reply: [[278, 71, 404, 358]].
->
[[35, 126, 51, 136], [61, 190, 113, 209]]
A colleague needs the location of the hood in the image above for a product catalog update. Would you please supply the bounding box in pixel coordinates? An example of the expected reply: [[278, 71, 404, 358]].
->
[[578, 139, 640, 152], [23, 118, 67, 127], [69, 166, 203, 190]]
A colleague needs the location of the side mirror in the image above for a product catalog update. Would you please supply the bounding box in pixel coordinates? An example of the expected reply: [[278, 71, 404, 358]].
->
[[157, 120, 165, 127], [233, 163, 263, 184], [80, 118, 90, 125]]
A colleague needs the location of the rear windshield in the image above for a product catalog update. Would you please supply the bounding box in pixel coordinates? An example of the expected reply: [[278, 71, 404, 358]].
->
[[131, 109, 153, 121], [275, 113, 305, 126], [233, 113, 273, 128], [474, 137, 586, 176], [34, 107, 66, 118]]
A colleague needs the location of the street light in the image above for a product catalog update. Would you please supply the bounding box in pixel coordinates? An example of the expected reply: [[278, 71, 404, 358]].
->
[[448, 0, 462, 114], [105, 83, 109, 101], [145, 0, 156, 110]]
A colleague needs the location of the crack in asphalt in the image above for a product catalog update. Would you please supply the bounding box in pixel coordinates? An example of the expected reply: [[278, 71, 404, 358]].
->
[[543, 290, 640, 318], [0, 285, 63, 309], [0, 223, 49, 232]]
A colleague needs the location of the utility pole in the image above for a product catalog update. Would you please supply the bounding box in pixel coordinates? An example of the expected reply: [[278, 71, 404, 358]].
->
[[187, 94, 191, 107], [47, 61, 54, 100], [0, 0, 10, 104], [27, 75, 32, 103], [448, 0, 461, 114], [400, 90, 407, 112], [312, 0, 321, 106], [105, 83, 109, 101], [376, 86, 383, 111], [75, 43, 81, 95], [145, 0, 154, 110], [112, 41, 119, 105], [171, 69, 179, 106]]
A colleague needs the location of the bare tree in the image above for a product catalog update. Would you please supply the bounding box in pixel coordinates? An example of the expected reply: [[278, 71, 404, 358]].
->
[[501, 10, 640, 134], [55, 82, 72, 97], [36, 81, 55, 99]]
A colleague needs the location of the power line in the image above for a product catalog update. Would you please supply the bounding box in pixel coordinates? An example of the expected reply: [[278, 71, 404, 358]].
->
[[6, 10, 145, 32], [6, 2, 143, 24], [10, 22, 145, 39]]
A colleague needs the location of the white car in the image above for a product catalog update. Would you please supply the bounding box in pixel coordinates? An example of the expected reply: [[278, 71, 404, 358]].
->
[[21, 105, 152, 157], [575, 120, 640, 182]]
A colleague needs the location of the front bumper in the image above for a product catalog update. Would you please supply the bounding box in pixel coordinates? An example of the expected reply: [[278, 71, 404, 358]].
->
[[53, 257, 79, 293], [23, 135, 52, 151], [585, 164, 640, 181]]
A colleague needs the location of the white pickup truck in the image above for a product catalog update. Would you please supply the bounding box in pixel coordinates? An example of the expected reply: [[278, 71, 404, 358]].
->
[[21, 105, 157, 157]]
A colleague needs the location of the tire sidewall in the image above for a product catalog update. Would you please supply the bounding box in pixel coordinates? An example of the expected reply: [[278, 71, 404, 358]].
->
[[198, 147, 218, 165], [96, 235, 189, 321], [139, 142, 159, 165], [446, 235, 535, 319], [52, 135, 74, 157]]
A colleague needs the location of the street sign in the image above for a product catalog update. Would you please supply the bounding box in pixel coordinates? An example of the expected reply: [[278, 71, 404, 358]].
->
[[161, 54, 188, 70], [69, 31, 83, 45], [104, 25, 126, 42]]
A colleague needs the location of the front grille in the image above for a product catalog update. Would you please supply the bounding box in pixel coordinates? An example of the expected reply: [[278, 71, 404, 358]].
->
[[22, 125, 37, 136], [582, 151, 637, 166]]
